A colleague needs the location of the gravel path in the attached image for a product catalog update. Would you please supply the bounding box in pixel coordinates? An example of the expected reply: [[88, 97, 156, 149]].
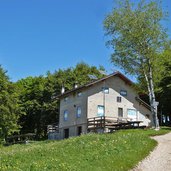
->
[[132, 132, 171, 171]]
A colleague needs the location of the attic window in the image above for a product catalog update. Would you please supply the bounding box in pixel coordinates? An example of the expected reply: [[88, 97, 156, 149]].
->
[[102, 87, 109, 94], [120, 90, 127, 96]]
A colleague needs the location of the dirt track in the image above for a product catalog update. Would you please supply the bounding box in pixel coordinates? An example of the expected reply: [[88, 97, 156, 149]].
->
[[132, 132, 171, 171]]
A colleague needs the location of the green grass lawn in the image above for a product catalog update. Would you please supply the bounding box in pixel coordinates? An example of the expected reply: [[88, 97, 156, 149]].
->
[[0, 128, 171, 171]]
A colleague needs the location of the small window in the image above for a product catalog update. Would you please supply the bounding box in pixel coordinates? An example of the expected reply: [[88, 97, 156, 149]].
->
[[77, 92, 82, 97], [118, 108, 123, 117], [64, 97, 69, 102], [117, 96, 122, 102], [64, 110, 68, 121], [76, 106, 81, 118], [120, 90, 127, 96], [102, 87, 109, 94], [97, 105, 104, 116]]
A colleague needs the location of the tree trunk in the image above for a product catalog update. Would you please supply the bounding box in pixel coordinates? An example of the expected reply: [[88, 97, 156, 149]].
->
[[149, 65, 160, 129], [143, 66, 159, 129], [2, 127, 8, 144]]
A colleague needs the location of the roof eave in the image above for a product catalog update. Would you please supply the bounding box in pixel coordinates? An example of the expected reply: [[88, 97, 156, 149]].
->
[[135, 97, 151, 110], [57, 71, 134, 99]]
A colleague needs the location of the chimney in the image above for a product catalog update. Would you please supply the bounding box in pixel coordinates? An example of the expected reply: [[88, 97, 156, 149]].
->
[[61, 86, 65, 94], [74, 82, 78, 89]]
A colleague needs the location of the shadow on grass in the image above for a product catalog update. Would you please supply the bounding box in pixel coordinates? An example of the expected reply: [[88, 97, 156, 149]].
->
[[146, 126, 171, 137], [161, 126, 171, 130]]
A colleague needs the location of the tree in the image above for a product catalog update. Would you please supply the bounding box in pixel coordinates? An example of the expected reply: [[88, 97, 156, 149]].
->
[[156, 45, 171, 123], [0, 66, 22, 142], [52, 62, 105, 93], [16, 76, 51, 139], [136, 43, 171, 125], [104, 0, 169, 129], [16, 63, 104, 139]]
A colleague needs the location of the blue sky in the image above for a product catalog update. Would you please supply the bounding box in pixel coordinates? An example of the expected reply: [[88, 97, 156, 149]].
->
[[0, 0, 170, 82]]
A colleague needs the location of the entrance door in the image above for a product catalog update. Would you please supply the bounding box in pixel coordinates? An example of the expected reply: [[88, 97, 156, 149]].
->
[[77, 126, 82, 136], [64, 128, 69, 139], [127, 109, 137, 121]]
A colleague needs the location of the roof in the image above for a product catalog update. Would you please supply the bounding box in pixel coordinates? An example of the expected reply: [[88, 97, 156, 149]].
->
[[135, 97, 151, 110], [57, 71, 133, 98]]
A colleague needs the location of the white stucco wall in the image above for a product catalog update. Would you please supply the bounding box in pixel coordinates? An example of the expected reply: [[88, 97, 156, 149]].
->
[[87, 76, 153, 126], [58, 75, 153, 139]]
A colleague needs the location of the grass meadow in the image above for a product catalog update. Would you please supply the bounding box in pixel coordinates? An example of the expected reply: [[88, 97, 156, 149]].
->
[[0, 128, 170, 171]]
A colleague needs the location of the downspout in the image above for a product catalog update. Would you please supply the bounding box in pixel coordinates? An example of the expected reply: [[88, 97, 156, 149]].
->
[[103, 80, 106, 117]]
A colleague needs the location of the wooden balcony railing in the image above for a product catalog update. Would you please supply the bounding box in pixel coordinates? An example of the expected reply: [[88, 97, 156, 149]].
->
[[87, 116, 145, 132], [47, 124, 59, 133]]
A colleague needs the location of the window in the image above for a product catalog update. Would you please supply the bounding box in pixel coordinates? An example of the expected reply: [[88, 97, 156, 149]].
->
[[118, 108, 123, 117], [64, 97, 69, 102], [76, 106, 81, 118], [102, 87, 109, 94], [127, 109, 137, 121], [64, 110, 68, 121], [77, 92, 82, 97], [120, 90, 127, 96], [97, 105, 104, 116], [117, 96, 122, 102]]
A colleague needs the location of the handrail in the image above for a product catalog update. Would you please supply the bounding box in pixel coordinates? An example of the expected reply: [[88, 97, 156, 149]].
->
[[47, 125, 59, 133], [87, 116, 130, 121], [87, 116, 145, 132]]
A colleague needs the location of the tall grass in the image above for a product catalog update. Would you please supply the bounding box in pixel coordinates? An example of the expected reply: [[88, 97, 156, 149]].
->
[[0, 128, 170, 171]]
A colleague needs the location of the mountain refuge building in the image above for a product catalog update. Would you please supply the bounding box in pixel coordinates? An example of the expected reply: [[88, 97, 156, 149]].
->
[[48, 72, 153, 140]]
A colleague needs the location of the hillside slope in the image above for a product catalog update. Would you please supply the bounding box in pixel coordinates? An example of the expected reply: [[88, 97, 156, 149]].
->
[[0, 129, 170, 171]]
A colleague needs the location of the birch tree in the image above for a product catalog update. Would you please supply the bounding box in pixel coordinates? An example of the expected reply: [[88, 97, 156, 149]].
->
[[104, 0, 168, 129]]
